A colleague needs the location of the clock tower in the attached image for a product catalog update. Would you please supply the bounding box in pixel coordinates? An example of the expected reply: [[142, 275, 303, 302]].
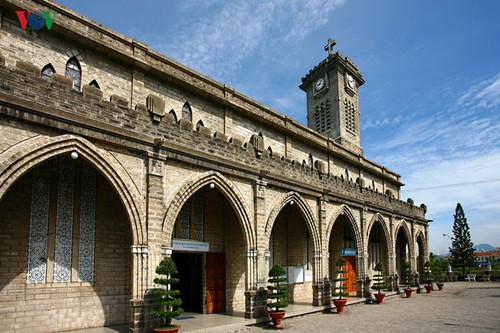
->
[[300, 39, 365, 154]]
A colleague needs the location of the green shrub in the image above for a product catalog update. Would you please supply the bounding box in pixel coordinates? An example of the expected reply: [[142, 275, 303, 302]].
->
[[267, 263, 289, 312], [371, 262, 387, 294], [333, 257, 349, 299], [150, 257, 184, 328]]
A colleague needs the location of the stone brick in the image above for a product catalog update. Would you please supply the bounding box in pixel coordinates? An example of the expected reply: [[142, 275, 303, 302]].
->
[[0, 1, 429, 332]]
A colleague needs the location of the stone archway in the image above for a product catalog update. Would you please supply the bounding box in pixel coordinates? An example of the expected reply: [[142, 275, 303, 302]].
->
[[162, 171, 255, 315], [394, 221, 412, 277], [326, 205, 362, 295], [0, 137, 141, 331], [264, 192, 319, 304], [0, 134, 145, 246], [366, 214, 391, 275]]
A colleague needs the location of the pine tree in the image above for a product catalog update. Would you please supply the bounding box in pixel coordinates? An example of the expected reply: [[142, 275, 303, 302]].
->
[[449, 203, 475, 278]]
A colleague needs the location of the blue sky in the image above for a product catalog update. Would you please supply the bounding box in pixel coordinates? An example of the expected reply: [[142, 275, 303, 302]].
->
[[55, 0, 500, 254]]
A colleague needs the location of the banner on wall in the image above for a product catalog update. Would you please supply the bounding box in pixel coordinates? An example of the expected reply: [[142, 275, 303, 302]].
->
[[341, 248, 356, 256]]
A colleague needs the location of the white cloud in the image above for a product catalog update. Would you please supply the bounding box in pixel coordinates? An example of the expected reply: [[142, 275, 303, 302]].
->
[[456, 73, 500, 110], [150, 0, 346, 83], [363, 72, 500, 253]]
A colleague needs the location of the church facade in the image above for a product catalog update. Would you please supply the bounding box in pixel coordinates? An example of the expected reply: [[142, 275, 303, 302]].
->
[[0, 1, 429, 332]]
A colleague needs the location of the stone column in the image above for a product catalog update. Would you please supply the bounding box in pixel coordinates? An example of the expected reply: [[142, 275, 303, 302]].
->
[[130, 245, 148, 333], [246, 179, 267, 319], [312, 197, 328, 306], [129, 152, 168, 332]]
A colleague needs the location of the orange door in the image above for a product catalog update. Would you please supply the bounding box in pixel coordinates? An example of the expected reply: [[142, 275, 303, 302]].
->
[[206, 253, 225, 313], [345, 256, 357, 293]]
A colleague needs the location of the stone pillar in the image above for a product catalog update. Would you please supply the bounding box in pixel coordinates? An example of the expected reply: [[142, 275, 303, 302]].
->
[[312, 197, 328, 306], [358, 207, 368, 298], [248, 179, 267, 319], [130, 245, 148, 333]]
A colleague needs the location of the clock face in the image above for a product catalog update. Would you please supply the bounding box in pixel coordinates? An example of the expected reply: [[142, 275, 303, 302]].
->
[[347, 75, 355, 89], [315, 78, 325, 91]]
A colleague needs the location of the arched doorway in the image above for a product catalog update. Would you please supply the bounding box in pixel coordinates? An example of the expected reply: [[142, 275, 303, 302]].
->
[[329, 214, 357, 294], [367, 219, 389, 280], [395, 225, 410, 277], [269, 200, 314, 304], [416, 234, 425, 275], [0, 154, 132, 331], [170, 185, 246, 314]]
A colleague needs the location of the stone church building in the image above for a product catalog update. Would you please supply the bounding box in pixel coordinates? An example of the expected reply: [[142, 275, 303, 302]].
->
[[0, 1, 429, 332]]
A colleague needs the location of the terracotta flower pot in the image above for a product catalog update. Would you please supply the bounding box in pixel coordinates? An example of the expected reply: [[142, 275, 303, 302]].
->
[[425, 285, 433, 293], [333, 298, 347, 314], [154, 325, 181, 333], [268, 310, 286, 328], [374, 293, 385, 304], [403, 288, 413, 298]]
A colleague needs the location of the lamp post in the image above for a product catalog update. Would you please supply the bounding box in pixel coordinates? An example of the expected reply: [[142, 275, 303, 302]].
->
[[443, 234, 453, 276]]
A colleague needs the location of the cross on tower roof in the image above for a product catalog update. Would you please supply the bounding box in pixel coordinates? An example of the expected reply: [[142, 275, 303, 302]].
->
[[324, 38, 336, 55]]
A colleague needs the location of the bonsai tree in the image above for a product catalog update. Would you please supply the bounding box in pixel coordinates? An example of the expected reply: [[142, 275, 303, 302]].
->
[[371, 262, 388, 303], [401, 261, 414, 298], [150, 257, 184, 331], [332, 257, 349, 314], [332, 257, 349, 300], [267, 263, 288, 328]]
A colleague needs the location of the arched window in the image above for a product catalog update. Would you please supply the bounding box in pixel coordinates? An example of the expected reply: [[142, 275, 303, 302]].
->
[[267, 146, 273, 157], [89, 79, 100, 89], [182, 102, 192, 121], [169, 110, 178, 123], [41, 64, 55, 80], [65, 57, 81, 91], [196, 120, 204, 131]]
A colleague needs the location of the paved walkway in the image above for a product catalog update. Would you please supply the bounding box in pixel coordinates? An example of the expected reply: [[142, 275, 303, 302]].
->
[[65, 282, 500, 333]]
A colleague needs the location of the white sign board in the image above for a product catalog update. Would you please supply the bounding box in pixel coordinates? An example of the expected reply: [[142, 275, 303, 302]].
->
[[172, 239, 209, 252]]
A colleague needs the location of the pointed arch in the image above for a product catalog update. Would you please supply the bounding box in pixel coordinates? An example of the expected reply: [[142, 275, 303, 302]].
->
[[169, 110, 178, 123], [414, 229, 427, 274], [196, 120, 205, 131], [0, 134, 145, 245], [264, 192, 320, 254], [366, 213, 391, 271], [163, 171, 254, 250], [41, 64, 55, 80], [394, 219, 412, 246], [182, 102, 192, 121], [325, 205, 362, 255], [89, 79, 100, 89], [65, 56, 82, 91], [267, 146, 273, 157]]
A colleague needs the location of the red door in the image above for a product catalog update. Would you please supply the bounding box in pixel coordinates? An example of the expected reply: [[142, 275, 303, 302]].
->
[[345, 256, 357, 293], [206, 253, 225, 313]]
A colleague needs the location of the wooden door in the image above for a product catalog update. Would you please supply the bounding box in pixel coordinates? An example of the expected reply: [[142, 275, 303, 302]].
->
[[206, 253, 225, 313], [345, 256, 357, 293]]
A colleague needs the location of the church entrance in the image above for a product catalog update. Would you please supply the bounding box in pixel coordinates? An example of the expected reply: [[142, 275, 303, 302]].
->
[[345, 255, 357, 293], [172, 252, 203, 313], [206, 253, 226, 313]]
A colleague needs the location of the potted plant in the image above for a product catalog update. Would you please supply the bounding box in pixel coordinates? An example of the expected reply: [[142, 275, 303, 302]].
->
[[150, 257, 184, 333], [402, 261, 413, 298], [267, 263, 289, 328], [371, 262, 388, 304], [332, 257, 349, 314], [423, 261, 433, 293]]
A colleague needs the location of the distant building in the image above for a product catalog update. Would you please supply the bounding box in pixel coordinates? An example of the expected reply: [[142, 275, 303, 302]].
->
[[475, 251, 500, 266], [0, 1, 428, 332]]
